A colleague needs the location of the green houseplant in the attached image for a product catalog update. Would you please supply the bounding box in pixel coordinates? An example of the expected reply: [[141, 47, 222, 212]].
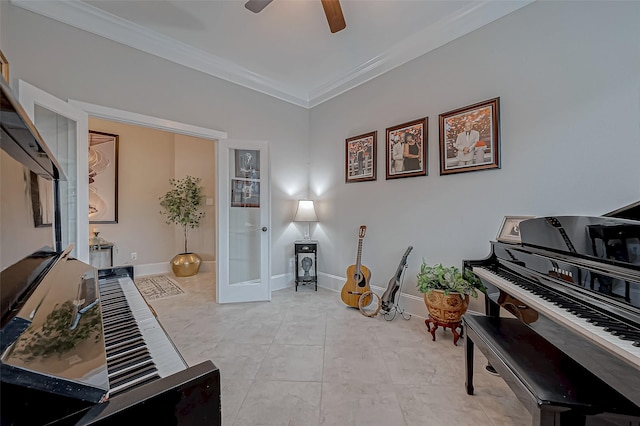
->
[[417, 262, 486, 324], [159, 176, 205, 276]]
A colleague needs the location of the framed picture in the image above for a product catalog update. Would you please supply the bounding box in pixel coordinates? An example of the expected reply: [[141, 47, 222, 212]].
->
[[0, 50, 8, 83], [89, 130, 119, 223], [235, 149, 260, 179], [439, 97, 500, 175], [385, 117, 428, 180], [231, 179, 260, 208], [496, 216, 534, 243], [30, 171, 53, 227], [345, 131, 376, 183]]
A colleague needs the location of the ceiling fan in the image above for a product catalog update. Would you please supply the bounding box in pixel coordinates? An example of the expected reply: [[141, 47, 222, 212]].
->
[[245, 0, 346, 34]]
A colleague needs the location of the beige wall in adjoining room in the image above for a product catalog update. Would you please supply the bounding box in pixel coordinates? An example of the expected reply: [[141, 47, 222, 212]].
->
[[173, 134, 216, 260], [89, 118, 176, 267]]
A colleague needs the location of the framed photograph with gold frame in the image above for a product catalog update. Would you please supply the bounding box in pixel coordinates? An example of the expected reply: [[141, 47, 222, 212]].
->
[[345, 131, 376, 183], [0, 50, 9, 83], [496, 216, 534, 244]]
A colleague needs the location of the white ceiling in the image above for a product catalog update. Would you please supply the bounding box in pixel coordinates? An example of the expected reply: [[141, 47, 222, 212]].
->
[[12, 0, 532, 108]]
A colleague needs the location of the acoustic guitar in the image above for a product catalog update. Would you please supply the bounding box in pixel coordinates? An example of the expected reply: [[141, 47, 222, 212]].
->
[[341, 225, 371, 308]]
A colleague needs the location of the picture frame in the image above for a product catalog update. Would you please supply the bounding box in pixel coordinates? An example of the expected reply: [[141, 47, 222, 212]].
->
[[0, 50, 8, 84], [496, 215, 534, 244], [385, 117, 428, 180], [231, 179, 260, 208], [345, 131, 376, 183], [439, 97, 500, 175], [235, 149, 260, 179], [89, 130, 119, 223], [30, 171, 53, 228]]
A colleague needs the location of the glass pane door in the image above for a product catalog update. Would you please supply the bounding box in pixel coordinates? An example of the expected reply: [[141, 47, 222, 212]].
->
[[217, 140, 270, 303], [19, 80, 89, 262]]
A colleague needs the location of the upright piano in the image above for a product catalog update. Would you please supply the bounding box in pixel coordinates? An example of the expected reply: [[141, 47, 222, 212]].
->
[[1, 78, 220, 424], [465, 204, 640, 411]]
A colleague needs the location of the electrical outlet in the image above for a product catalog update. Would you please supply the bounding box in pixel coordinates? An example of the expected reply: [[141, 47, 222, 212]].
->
[[131, 252, 137, 260], [289, 258, 295, 268]]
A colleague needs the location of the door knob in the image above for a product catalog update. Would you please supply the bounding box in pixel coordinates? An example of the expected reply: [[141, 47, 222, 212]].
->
[[262, 227, 268, 232]]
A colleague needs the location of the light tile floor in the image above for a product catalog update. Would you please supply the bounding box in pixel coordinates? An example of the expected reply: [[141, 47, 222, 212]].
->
[[148, 272, 531, 426]]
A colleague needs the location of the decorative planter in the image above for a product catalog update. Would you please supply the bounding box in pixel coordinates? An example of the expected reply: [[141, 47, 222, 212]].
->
[[423, 290, 469, 323], [171, 252, 202, 277]]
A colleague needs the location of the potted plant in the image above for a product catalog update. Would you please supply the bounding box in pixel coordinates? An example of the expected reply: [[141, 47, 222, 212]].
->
[[416, 262, 486, 323], [159, 175, 205, 277]]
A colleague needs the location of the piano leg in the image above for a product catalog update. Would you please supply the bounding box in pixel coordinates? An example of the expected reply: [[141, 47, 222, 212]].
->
[[464, 332, 474, 395], [535, 410, 586, 426]]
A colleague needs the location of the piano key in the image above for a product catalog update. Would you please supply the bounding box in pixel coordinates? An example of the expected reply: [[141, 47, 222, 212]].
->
[[474, 266, 640, 368], [99, 277, 187, 380]]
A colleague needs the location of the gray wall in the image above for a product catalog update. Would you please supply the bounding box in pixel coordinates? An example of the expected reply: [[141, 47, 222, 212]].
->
[[1, 2, 311, 278], [309, 1, 640, 311]]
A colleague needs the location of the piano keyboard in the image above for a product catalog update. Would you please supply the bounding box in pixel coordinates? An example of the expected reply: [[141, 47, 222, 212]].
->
[[99, 277, 187, 396], [473, 266, 640, 369]]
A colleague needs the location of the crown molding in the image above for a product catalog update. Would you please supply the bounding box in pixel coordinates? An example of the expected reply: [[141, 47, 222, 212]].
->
[[307, 1, 534, 107], [12, 0, 532, 109], [11, 0, 311, 107]]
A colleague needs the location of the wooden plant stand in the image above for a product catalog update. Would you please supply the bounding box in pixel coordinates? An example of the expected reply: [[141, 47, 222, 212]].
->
[[425, 316, 463, 346]]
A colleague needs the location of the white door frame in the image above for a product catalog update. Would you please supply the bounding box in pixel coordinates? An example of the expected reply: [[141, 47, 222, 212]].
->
[[67, 100, 227, 274]]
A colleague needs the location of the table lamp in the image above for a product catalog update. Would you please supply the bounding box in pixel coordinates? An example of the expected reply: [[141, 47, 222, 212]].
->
[[293, 200, 318, 241]]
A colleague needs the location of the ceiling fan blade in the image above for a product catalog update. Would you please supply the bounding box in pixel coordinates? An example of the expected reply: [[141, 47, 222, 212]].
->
[[245, 0, 273, 13], [321, 0, 346, 33]]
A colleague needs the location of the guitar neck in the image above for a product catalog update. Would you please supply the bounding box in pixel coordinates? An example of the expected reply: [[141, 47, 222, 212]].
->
[[355, 238, 363, 273]]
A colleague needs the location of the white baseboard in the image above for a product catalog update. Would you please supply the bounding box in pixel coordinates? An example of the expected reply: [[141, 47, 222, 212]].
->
[[317, 272, 428, 319], [130, 266, 481, 319]]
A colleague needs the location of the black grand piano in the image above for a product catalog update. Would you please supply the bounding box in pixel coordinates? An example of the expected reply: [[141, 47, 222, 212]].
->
[[1, 79, 221, 424], [463, 206, 640, 424]]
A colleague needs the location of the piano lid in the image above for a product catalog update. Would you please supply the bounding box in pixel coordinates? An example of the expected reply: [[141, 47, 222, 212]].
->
[[604, 200, 640, 221], [0, 249, 109, 402], [519, 216, 640, 269]]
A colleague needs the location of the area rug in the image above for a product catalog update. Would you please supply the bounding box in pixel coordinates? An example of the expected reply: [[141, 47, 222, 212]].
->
[[134, 275, 185, 301]]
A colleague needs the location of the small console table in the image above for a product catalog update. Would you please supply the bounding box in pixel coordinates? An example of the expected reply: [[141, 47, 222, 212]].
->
[[89, 241, 114, 269], [294, 240, 317, 291]]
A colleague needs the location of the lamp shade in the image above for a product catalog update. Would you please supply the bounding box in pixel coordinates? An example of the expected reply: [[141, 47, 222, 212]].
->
[[293, 200, 318, 222]]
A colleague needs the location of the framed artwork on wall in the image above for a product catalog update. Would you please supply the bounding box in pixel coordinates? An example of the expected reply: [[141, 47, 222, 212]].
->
[[30, 171, 53, 227], [496, 215, 534, 243], [345, 131, 376, 183], [439, 97, 500, 175], [385, 117, 428, 180], [0, 50, 8, 83], [89, 130, 119, 223]]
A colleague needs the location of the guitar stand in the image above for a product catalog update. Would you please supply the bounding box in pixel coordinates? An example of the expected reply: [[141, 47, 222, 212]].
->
[[383, 264, 411, 321]]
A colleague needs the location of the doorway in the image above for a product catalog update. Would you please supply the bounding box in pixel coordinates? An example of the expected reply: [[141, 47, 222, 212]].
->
[[68, 100, 226, 293]]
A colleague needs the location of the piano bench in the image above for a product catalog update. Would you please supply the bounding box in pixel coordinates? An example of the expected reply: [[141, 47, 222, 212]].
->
[[462, 314, 640, 426]]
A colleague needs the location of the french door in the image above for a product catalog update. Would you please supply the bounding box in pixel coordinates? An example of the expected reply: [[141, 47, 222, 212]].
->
[[18, 80, 89, 262], [217, 139, 270, 303]]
